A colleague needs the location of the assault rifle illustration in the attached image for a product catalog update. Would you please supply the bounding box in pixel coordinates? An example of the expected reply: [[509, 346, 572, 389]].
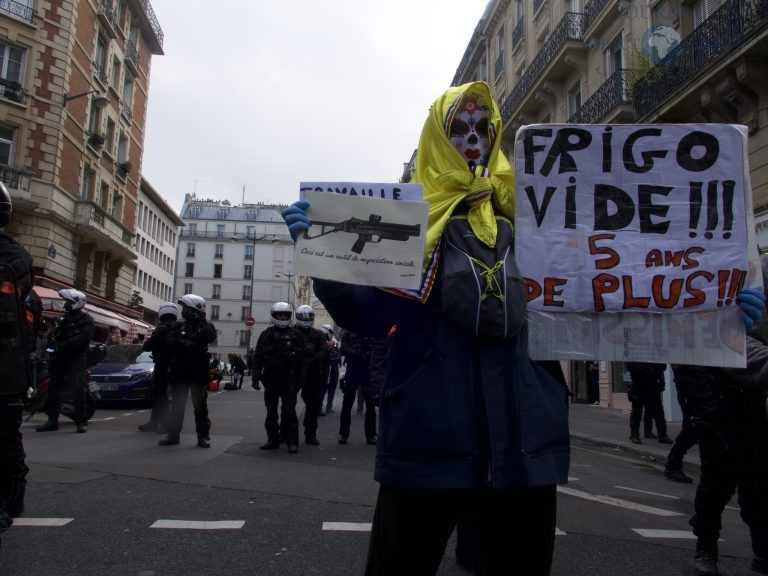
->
[[303, 214, 421, 254]]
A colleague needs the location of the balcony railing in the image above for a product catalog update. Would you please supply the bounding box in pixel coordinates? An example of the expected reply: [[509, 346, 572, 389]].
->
[[583, 0, 611, 33], [0, 164, 32, 192], [125, 39, 140, 73], [501, 12, 584, 122], [633, 0, 768, 119], [97, 0, 120, 37], [0, 0, 34, 23], [568, 68, 632, 123], [533, 0, 547, 17], [119, 100, 133, 123], [513, 19, 525, 49], [136, 0, 164, 50]]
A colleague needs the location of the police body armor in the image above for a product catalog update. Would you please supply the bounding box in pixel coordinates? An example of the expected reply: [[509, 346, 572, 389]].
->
[[0, 263, 29, 398], [262, 327, 303, 381]]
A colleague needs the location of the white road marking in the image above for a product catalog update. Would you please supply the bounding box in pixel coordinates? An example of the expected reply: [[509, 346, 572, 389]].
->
[[121, 413, 136, 417], [150, 520, 245, 530], [321, 522, 567, 536], [89, 417, 115, 422], [633, 529, 696, 539], [12, 517, 73, 527], [323, 522, 372, 532], [557, 486, 683, 517], [567, 476, 580, 482], [614, 486, 680, 500]]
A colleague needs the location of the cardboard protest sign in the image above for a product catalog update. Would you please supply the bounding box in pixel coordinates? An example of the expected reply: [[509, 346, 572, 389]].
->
[[295, 187, 428, 290], [514, 124, 760, 367]]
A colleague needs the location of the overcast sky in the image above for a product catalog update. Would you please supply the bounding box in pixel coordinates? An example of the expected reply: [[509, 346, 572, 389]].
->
[[141, 0, 489, 213]]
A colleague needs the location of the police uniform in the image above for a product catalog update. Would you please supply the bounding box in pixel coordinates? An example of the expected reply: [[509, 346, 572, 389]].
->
[[296, 325, 328, 444], [253, 325, 304, 450], [0, 229, 33, 523], [141, 316, 177, 432]]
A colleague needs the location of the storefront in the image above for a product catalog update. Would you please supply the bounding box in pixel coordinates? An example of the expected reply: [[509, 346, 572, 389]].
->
[[33, 283, 153, 343]]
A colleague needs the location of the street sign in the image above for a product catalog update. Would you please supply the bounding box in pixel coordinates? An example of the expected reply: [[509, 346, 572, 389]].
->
[[244, 316, 255, 327]]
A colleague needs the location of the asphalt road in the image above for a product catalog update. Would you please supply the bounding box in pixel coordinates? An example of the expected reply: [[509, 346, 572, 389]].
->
[[1, 386, 754, 576]]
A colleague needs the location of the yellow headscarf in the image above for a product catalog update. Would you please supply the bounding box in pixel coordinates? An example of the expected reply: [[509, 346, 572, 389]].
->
[[391, 81, 515, 302]]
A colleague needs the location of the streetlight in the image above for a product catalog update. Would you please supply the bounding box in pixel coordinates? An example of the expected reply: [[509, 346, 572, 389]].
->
[[231, 232, 278, 346], [275, 272, 296, 310], [63, 90, 109, 108]]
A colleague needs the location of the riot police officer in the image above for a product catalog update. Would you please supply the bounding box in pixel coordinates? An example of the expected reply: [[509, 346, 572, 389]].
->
[[138, 301, 179, 433], [0, 182, 34, 540], [36, 289, 94, 433], [159, 294, 216, 448], [294, 305, 329, 445], [253, 302, 304, 453]]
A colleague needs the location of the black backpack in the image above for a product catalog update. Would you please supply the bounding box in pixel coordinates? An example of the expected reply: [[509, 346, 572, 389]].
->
[[437, 214, 527, 342]]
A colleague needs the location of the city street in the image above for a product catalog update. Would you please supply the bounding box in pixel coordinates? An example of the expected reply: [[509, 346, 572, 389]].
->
[[2, 387, 753, 576]]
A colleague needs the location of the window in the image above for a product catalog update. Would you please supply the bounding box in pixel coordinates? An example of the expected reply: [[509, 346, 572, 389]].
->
[[247, 226, 255, 237], [183, 282, 193, 295], [210, 304, 220, 321], [185, 263, 194, 277], [111, 193, 122, 220], [214, 243, 224, 258], [0, 41, 24, 102], [605, 34, 623, 76], [188, 223, 197, 236], [212, 284, 221, 300], [243, 264, 253, 280], [244, 245, 254, 260], [567, 82, 582, 117], [693, 0, 717, 27], [80, 164, 95, 200], [238, 330, 250, 347], [241, 306, 250, 321], [111, 55, 121, 90], [94, 35, 108, 83], [88, 100, 103, 140], [121, 74, 134, 119], [186, 243, 195, 257], [216, 224, 225, 238], [214, 263, 222, 278], [242, 285, 252, 300], [105, 118, 116, 155], [98, 182, 109, 209], [117, 131, 128, 163], [0, 125, 15, 166]]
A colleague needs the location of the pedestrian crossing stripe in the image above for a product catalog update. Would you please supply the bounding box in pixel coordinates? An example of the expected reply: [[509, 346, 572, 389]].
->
[[150, 520, 245, 529], [323, 522, 372, 531], [320, 522, 568, 535], [632, 529, 696, 539], [11, 518, 73, 527], [558, 486, 683, 517]]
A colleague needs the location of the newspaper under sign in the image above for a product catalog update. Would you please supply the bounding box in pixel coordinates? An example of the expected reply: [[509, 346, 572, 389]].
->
[[514, 124, 760, 367]]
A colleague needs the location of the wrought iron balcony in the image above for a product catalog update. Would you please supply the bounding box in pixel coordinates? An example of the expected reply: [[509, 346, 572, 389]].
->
[[568, 68, 633, 123], [633, 0, 768, 120], [533, 0, 547, 17], [119, 100, 133, 123], [125, 39, 140, 74], [97, 0, 120, 38], [0, 164, 32, 192], [583, 0, 611, 33], [135, 0, 164, 51], [501, 12, 585, 122], [0, 0, 33, 23], [513, 18, 525, 50]]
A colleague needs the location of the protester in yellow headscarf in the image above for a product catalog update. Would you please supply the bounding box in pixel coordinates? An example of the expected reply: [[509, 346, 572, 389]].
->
[[394, 81, 516, 302], [284, 83, 569, 576]]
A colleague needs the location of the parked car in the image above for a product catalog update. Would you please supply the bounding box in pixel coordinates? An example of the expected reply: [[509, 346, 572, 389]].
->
[[89, 344, 155, 404]]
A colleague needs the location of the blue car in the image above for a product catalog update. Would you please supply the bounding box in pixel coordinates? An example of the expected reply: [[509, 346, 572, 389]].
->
[[89, 344, 155, 404]]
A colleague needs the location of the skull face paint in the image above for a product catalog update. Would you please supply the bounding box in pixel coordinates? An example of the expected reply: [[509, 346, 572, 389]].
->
[[448, 95, 492, 170]]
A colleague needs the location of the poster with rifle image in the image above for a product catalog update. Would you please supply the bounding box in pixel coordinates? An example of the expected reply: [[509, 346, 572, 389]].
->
[[295, 186, 428, 290]]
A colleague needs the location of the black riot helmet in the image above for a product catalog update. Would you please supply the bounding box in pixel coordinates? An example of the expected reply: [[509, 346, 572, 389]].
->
[[0, 181, 11, 228]]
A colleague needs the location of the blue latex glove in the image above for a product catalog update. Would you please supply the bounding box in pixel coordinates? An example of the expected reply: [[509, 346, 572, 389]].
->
[[737, 287, 766, 331], [282, 201, 310, 242]]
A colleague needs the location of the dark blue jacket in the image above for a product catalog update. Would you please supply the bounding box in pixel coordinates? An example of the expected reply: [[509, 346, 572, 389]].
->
[[314, 279, 570, 490]]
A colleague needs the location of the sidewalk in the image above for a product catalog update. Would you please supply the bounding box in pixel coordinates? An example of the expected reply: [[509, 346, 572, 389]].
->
[[568, 402, 700, 473]]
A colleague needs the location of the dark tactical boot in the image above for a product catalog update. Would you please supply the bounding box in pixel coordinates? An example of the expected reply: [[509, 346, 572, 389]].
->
[[197, 436, 211, 448], [664, 468, 693, 483], [158, 435, 180, 446], [694, 551, 720, 576], [259, 441, 279, 450], [35, 419, 58, 432]]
